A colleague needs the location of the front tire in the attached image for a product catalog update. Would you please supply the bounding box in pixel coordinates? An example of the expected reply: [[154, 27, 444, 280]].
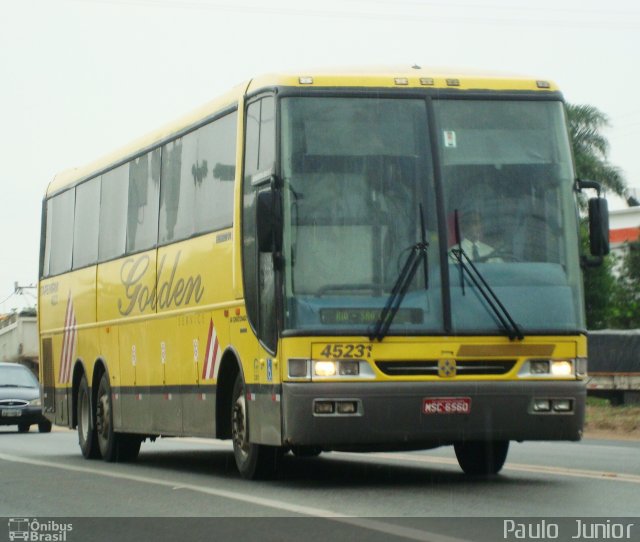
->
[[231, 374, 281, 479], [18, 423, 30, 433], [77, 374, 101, 459], [95, 372, 141, 462], [454, 440, 509, 476]]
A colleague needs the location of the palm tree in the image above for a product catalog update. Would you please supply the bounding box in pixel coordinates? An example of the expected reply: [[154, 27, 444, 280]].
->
[[566, 103, 628, 329], [566, 103, 626, 197]]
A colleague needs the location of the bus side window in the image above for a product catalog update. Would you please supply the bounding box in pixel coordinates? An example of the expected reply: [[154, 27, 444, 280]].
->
[[73, 177, 100, 269], [127, 150, 160, 254], [44, 189, 76, 277], [99, 164, 129, 262]]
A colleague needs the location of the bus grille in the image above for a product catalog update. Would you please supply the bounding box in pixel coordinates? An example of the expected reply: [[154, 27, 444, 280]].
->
[[375, 360, 516, 376]]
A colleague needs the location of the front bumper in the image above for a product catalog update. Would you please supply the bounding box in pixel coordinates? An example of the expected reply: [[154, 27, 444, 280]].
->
[[282, 381, 585, 449], [0, 406, 48, 426]]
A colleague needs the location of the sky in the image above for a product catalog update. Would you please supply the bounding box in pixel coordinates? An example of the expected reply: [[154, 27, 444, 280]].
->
[[1, 0, 639, 313]]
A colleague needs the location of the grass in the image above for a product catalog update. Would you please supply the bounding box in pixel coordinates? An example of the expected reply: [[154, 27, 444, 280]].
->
[[584, 397, 640, 437]]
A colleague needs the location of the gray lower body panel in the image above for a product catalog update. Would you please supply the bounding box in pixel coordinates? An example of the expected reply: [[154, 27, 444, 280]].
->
[[282, 381, 585, 450], [114, 387, 215, 438]]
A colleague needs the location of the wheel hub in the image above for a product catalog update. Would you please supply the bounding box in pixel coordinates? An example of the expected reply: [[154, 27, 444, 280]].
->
[[232, 395, 250, 459]]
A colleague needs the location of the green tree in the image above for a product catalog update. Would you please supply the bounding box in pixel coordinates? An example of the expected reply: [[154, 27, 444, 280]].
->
[[566, 104, 626, 197], [566, 103, 627, 328], [610, 242, 640, 328]]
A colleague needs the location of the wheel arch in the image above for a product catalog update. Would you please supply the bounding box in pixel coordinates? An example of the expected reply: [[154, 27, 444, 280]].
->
[[91, 358, 108, 397], [71, 359, 89, 428], [215, 347, 244, 440]]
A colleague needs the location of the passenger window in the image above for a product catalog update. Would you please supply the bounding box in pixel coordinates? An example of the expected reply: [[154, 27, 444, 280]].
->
[[127, 149, 160, 253], [99, 164, 128, 261], [73, 177, 100, 268], [44, 189, 75, 276], [160, 111, 238, 244]]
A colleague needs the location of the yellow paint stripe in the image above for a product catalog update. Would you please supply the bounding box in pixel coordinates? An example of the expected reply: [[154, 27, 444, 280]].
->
[[355, 452, 640, 484], [172, 439, 640, 485]]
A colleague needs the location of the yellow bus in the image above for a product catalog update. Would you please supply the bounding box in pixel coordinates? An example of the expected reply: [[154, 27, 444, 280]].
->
[[38, 67, 609, 479]]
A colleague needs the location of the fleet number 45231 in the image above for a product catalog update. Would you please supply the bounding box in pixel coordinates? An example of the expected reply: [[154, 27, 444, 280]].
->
[[319, 344, 373, 359]]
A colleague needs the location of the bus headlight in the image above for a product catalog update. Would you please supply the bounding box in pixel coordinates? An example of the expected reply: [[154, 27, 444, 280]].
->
[[287, 359, 375, 380], [288, 359, 310, 379], [519, 359, 576, 378], [314, 361, 337, 377], [313, 359, 363, 377], [530, 360, 550, 375], [551, 360, 574, 377]]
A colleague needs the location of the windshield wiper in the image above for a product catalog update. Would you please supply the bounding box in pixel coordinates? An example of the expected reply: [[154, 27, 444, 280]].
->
[[450, 209, 524, 341], [370, 204, 429, 342]]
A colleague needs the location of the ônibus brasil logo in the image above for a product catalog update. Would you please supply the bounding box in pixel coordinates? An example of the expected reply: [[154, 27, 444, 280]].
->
[[8, 519, 73, 542]]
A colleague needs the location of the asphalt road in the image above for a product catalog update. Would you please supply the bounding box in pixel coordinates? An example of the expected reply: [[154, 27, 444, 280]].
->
[[0, 427, 638, 542]]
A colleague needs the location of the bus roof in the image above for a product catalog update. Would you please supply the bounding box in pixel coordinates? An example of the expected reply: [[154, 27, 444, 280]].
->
[[46, 66, 559, 197], [246, 65, 558, 94]]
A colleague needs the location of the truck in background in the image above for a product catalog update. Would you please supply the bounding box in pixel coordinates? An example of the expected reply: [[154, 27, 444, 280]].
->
[[587, 330, 640, 405]]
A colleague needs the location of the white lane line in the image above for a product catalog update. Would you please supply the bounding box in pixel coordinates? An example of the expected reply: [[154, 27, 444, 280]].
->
[[0, 452, 470, 542], [347, 452, 640, 484]]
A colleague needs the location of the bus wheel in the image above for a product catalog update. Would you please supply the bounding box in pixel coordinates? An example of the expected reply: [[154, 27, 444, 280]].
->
[[78, 374, 101, 459], [454, 440, 509, 476], [95, 372, 141, 463], [231, 374, 281, 479]]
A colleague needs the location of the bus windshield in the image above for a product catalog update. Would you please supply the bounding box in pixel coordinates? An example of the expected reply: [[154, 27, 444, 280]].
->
[[280, 96, 584, 336]]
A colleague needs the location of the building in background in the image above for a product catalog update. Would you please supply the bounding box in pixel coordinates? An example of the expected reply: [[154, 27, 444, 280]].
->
[[609, 205, 640, 260], [0, 309, 38, 376]]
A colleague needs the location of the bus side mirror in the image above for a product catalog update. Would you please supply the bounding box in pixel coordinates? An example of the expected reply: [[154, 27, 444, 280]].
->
[[588, 197, 610, 257], [256, 189, 275, 252]]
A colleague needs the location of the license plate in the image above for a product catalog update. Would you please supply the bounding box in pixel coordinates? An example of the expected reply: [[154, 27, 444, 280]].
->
[[1, 409, 22, 417], [423, 397, 471, 415]]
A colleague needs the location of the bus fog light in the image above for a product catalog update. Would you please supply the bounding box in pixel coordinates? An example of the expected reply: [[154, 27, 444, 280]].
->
[[533, 399, 551, 412], [288, 359, 309, 378], [336, 401, 358, 414], [314, 401, 335, 414], [553, 399, 572, 412], [314, 361, 337, 377], [338, 361, 359, 376], [551, 360, 573, 377]]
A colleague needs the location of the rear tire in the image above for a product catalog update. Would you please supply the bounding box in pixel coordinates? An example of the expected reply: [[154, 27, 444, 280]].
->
[[96, 372, 141, 463], [38, 420, 52, 433], [231, 374, 281, 479], [77, 374, 101, 459], [454, 440, 509, 476]]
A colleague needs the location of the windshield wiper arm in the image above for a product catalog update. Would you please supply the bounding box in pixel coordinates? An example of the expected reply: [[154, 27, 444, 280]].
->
[[370, 204, 429, 342], [451, 209, 524, 341]]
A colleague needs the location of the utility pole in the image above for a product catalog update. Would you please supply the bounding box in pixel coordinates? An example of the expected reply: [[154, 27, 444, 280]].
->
[[14, 282, 36, 295]]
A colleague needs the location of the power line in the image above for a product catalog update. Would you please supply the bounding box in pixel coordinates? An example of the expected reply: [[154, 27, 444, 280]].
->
[[0, 292, 15, 306], [59, 0, 640, 29]]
